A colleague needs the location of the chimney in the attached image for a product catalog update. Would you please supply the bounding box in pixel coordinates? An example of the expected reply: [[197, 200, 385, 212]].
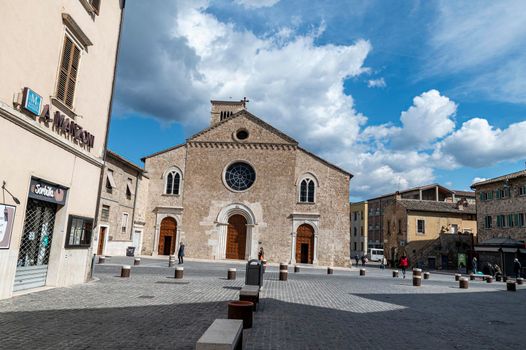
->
[[395, 191, 401, 201], [210, 99, 247, 126]]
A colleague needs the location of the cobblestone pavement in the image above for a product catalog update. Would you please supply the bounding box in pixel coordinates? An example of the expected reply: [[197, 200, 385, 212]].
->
[[0, 256, 525, 349]]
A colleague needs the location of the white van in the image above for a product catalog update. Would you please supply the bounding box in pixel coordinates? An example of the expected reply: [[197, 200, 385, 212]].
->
[[367, 248, 384, 262]]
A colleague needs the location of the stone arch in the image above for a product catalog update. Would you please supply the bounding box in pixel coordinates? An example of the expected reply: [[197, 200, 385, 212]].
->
[[162, 166, 183, 195], [217, 203, 256, 225], [296, 223, 315, 264], [158, 217, 177, 255], [216, 203, 257, 260], [296, 172, 320, 203]]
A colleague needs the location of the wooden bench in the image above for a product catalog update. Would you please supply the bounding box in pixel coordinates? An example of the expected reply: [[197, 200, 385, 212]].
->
[[196, 319, 243, 350], [239, 285, 259, 311]]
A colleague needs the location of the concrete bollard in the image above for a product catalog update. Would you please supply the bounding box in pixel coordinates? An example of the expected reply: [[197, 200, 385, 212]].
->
[[228, 268, 236, 280], [423, 272, 430, 280], [507, 281, 517, 292], [413, 276, 422, 287], [517, 278, 524, 285], [502, 276, 508, 282], [360, 269, 366, 276], [496, 274, 502, 282], [455, 273, 461, 281], [412, 268, 422, 277], [175, 267, 184, 279], [279, 263, 288, 272], [459, 277, 469, 289], [98, 256, 106, 264], [168, 255, 176, 267], [469, 274, 475, 281], [327, 267, 334, 275], [486, 276, 493, 283], [393, 270, 399, 278], [294, 265, 300, 273], [228, 300, 254, 329], [279, 269, 288, 281], [134, 258, 141, 266], [121, 265, 131, 278]]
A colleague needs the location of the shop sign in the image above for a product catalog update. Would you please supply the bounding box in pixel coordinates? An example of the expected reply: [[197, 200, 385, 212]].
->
[[22, 87, 43, 116], [38, 105, 95, 149], [28, 178, 68, 206], [0, 204, 16, 249]]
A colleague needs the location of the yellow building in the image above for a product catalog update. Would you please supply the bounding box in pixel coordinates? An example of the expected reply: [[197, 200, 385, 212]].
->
[[350, 201, 368, 259]]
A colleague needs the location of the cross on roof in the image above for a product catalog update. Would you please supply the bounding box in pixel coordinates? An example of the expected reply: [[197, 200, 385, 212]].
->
[[241, 97, 250, 108]]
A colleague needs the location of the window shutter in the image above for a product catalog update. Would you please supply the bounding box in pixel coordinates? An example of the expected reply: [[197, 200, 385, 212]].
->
[[90, 0, 101, 14], [56, 36, 81, 108]]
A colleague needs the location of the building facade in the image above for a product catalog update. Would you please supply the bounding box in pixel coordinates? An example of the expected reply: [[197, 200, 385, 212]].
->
[[140, 101, 352, 267], [350, 201, 368, 259], [366, 184, 475, 250], [0, 1, 124, 299], [95, 151, 148, 257], [383, 196, 477, 268]]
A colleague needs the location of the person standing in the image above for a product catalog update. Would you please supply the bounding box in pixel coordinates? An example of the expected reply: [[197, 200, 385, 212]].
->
[[258, 247, 265, 261], [355, 255, 360, 266], [178, 242, 185, 264], [472, 256, 478, 274], [513, 258, 522, 278], [380, 256, 387, 270], [361, 255, 366, 267], [399, 255, 409, 279]]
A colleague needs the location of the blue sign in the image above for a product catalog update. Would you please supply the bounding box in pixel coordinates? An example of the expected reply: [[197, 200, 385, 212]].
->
[[23, 88, 43, 116]]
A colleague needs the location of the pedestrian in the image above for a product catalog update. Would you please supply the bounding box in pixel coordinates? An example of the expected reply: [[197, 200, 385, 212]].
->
[[399, 255, 409, 279], [513, 258, 522, 278], [355, 255, 360, 266], [258, 247, 265, 261], [472, 256, 478, 274], [380, 256, 387, 270], [178, 242, 185, 264], [361, 255, 366, 267]]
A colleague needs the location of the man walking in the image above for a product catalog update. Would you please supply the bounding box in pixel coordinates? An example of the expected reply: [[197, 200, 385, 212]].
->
[[399, 255, 409, 279], [513, 258, 522, 278], [178, 242, 185, 264], [472, 256, 478, 274]]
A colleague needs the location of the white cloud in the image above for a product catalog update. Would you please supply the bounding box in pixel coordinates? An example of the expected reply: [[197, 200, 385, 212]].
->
[[367, 78, 386, 88], [234, 0, 280, 9], [472, 177, 487, 184]]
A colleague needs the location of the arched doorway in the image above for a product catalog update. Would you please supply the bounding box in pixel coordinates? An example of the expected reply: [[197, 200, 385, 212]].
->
[[158, 217, 177, 255], [226, 214, 247, 260], [296, 224, 314, 264]]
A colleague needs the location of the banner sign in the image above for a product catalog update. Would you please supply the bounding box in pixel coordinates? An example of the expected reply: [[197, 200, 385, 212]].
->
[[22, 87, 43, 116], [28, 178, 68, 206], [0, 204, 16, 249]]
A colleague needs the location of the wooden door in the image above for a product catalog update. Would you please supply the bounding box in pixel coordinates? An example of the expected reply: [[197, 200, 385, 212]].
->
[[226, 215, 247, 260], [158, 217, 177, 255], [296, 224, 314, 264], [97, 227, 106, 255]]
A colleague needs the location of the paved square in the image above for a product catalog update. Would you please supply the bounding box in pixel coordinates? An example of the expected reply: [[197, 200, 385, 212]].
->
[[0, 257, 524, 349]]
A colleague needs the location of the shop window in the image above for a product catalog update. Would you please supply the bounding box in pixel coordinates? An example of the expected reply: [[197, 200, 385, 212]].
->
[[101, 205, 110, 221], [65, 216, 93, 248], [56, 35, 81, 108]]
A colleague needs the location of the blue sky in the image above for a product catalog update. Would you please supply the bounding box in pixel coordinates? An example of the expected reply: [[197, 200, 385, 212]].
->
[[109, 0, 526, 201]]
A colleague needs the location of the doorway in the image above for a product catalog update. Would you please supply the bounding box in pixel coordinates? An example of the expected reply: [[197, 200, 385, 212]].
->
[[296, 224, 314, 264], [226, 214, 247, 260], [97, 227, 106, 255], [158, 217, 177, 255]]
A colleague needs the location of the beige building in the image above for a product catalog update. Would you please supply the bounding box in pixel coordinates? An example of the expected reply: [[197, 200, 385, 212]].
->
[[383, 195, 477, 268], [350, 201, 367, 258], [95, 151, 149, 257], [140, 100, 352, 267], [0, 1, 124, 299]]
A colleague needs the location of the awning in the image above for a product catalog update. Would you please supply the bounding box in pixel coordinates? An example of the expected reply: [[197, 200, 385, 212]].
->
[[127, 182, 135, 195], [520, 249, 526, 254], [475, 246, 500, 252], [106, 171, 116, 189], [502, 247, 519, 253]]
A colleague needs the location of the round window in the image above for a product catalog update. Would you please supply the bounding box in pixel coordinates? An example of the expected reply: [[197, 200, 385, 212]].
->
[[236, 129, 249, 140], [225, 162, 256, 191]]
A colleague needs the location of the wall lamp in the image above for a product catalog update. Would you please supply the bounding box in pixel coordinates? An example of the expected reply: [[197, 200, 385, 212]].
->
[[2, 181, 21, 205]]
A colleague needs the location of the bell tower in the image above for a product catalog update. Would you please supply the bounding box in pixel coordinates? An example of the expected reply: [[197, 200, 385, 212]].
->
[[210, 98, 249, 126]]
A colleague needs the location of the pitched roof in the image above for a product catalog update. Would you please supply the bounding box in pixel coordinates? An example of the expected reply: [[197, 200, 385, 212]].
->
[[478, 237, 524, 247], [298, 147, 353, 178], [368, 183, 454, 201], [452, 190, 476, 198], [187, 109, 298, 145], [471, 169, 526, 188], [398, 199, 476, 215], [140, 143, 185, 162], [106, 150, 144, 174]]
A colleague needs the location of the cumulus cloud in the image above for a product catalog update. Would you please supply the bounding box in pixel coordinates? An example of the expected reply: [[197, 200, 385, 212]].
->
[[234, 0, 280, 9], [472, 177, 487, 184], [367, 78, 386, 88]]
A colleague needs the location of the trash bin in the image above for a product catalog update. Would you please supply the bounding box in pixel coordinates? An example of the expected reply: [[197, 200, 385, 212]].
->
[[126, 246, 136, 257], [245, 259, 263, 288]]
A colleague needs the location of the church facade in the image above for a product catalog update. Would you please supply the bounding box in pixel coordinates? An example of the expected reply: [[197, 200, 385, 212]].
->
[[140, 101, 352, 267]]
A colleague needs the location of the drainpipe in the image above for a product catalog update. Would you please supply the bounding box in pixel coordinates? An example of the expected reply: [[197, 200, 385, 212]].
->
[[129, 168, 140, 241]]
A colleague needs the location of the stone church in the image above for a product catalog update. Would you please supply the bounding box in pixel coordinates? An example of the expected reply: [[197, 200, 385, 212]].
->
[[140, 100, 352, 267]]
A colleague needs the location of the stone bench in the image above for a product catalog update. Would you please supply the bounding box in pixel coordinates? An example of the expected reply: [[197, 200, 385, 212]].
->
[[196, 319, 243, 350], [240, 285, 259, 311], [470, 274, 491, 281]]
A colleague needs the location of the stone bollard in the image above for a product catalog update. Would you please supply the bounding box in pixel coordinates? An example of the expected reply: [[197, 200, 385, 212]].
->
[[413, 276, 422, 287], [486, 276, 493, 283], [228, 300, 254, 329], [168, 255, 176, 267], [279, 269, 288, 281], [412, 268, 422, 277], [360, 268, 366, 276], [134, 258, 141, 266], [175, 267, 184, 279], [228, 268, 236, 280], [496, 274, 502, 282], [327, 267, 334, 275], [98, 256, 106, 264], [423, 272, 430, 280], [294, 265, 300, 273], [517, 278, 524, 285], [455, 273, 461, 281], [121, 265, 131, 278], [393, 270, 399, 278], [503, 276, 508, 283], [279, 263, 288, 272], [469, 274, 475, 281], [507, 281, 517, 292], [459, 277, 469, 289]]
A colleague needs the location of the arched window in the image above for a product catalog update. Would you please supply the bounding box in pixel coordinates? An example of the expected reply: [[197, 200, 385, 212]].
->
[[164, 169, 181, 195], [300, 178, 315, 203]]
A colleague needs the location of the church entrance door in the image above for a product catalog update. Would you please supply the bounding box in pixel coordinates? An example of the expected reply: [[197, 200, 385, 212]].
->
[[296, 224, 314, 264], [226, 215, 247, 260], [158, 217, 177, 255]]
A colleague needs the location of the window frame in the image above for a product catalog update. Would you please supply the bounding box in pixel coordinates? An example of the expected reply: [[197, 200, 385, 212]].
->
[[121, 212, 129, 234], [298, 173, 318, 204], [65, 215, 93, 248], [417, 219, 425, 234], [55, 31, 84, 110], [163, 167, 183, 195], [101, 205, 110, 222], [485, 215, 492, 229]]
